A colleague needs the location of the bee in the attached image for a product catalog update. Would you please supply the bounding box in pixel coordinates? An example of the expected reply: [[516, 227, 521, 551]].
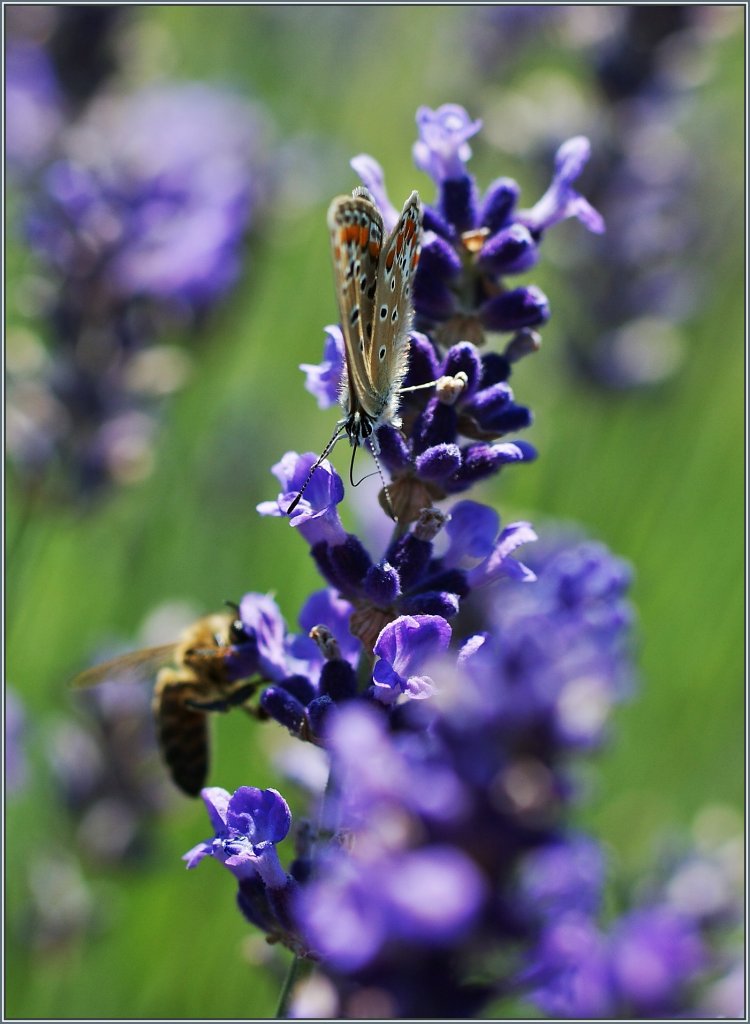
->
[[73, 609, 258, 797]]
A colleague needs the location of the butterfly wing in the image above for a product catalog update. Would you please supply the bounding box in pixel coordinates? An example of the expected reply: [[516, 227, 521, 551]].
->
[[327, 189, 384, 420], [370, 191, 421, 407]]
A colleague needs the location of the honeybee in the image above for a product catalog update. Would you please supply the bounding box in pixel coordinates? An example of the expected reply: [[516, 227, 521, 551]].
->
[[73, 610, 258, 796]]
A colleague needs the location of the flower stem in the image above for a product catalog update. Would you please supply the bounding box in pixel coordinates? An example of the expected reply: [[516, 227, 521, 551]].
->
[[275, 953, 301, 1019]]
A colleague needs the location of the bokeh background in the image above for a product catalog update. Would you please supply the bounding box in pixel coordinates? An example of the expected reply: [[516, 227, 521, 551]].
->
[[5, 5, 744, 1019]]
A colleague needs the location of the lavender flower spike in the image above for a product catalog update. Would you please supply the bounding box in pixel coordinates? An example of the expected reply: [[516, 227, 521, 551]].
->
[[523, 136, 605, 235]]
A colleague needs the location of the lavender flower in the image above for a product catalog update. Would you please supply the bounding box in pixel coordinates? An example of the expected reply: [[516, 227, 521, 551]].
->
[[370, 614, 451, 704], [261, 453, 536, 653], [471, 7, 734, 390], [185, 786, 306, 953], [184, 786, 291, 887], [175, 99, 742, 1019], [295, 106, 600, 520]]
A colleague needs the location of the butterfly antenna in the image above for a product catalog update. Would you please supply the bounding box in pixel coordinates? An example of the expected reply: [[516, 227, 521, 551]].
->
[[286, 427, 345, 515]]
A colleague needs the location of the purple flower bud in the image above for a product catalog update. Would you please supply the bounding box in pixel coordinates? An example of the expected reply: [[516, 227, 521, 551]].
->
[[306, 694, 335, 739], [438, 176, 478, 233], [278, 674, 317, 707], [319, 660, 358, 703], [413, 270, 456, 322], [480, 285, 550, 332], [400, 590, 461, 619], [479, 177, 521, 233], [364, 561, 401, 606], [260, 686, 307, 734], [477, 224, 539, 275], [415, 443, 462, 482], [422, 204, 456, 240], [463, 382, 533, 435], [419, 234, 463, 281], [412, 399, 458, 453], [442, 342, 483, 392], [375, 423, 412, 474], [447, 440, 537, 491], [328, 535, 374, 594], [387, 532, 433, 592]]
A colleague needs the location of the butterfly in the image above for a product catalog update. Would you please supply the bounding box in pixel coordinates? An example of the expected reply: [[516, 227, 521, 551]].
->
[[287, 187, 422, 515]]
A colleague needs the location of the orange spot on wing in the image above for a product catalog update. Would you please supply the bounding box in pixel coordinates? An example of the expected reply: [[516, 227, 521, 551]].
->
[[396, 231, 404, 256], [385, 249, 395, 271], [359, 225, 369, 248], [369, 241, 381, 259], [411, 250, 419, 270], [405, 219, 416, 241]]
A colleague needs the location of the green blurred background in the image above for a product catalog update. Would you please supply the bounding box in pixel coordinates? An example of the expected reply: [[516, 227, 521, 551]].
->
[[5, 6, 744, 1019]]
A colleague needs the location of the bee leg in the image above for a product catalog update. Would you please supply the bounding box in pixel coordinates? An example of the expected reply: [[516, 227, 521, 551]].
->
[[154, 671, 210, 797], [184, 681, 257, 714]]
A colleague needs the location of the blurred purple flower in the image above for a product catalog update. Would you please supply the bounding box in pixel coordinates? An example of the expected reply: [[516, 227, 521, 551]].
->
[[28, 83, 271, 312], [5, 40, 64, 173], [6, 689, 28, 793]]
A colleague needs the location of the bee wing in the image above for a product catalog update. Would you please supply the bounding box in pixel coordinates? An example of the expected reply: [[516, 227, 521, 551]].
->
[[370, 191, 421, 398], [328, 189, 384, 419], [71, 643, 177, 689]]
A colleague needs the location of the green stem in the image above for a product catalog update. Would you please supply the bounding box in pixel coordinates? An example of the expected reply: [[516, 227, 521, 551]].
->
[[275, 953, 302, 1019]]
